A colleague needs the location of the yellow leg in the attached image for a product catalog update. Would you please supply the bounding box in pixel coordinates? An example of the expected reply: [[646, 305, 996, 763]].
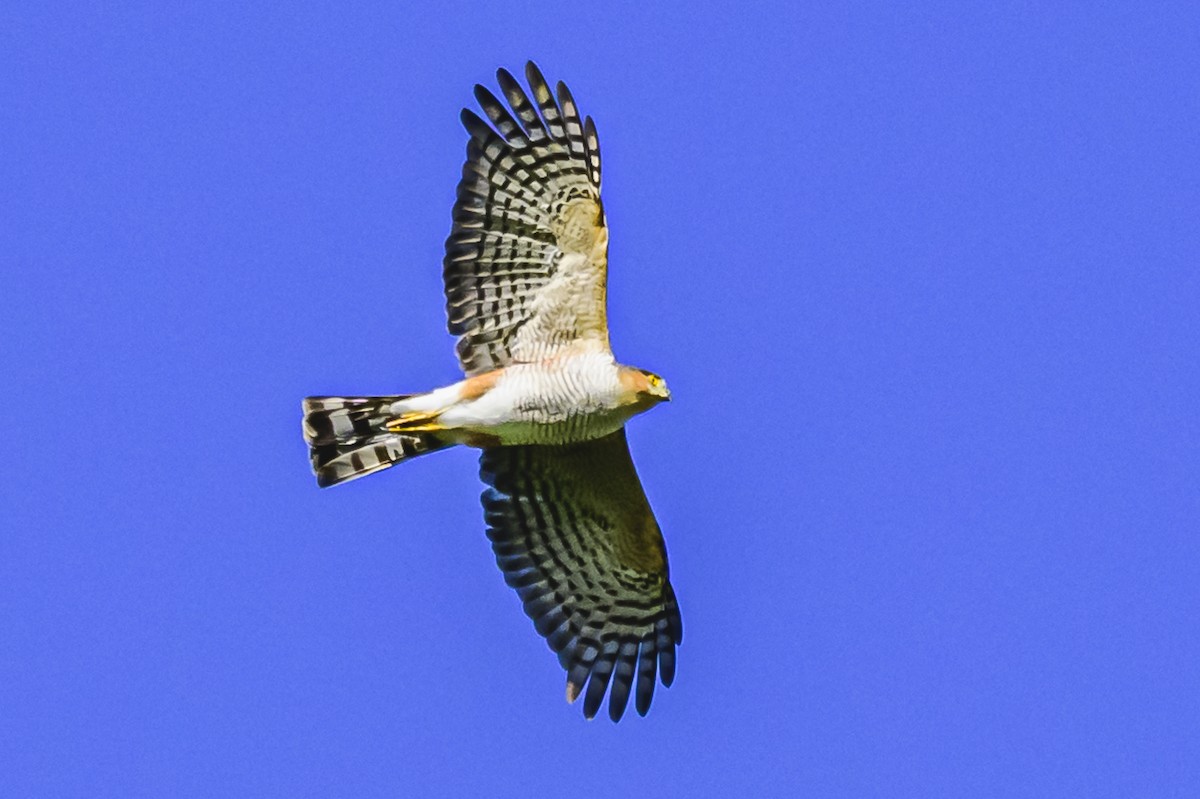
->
[[385, 410, 446, 434]]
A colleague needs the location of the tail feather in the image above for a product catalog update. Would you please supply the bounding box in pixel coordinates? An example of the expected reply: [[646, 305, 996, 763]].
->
[[302, 396, 450, 487]]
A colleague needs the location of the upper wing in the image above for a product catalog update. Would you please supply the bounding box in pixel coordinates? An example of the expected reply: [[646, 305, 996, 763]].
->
[[479, 430, 682, 721], [445, 62, 610, 376]]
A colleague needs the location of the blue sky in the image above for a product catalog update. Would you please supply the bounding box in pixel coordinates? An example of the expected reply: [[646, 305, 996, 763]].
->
[[3, 2, 1198, 796]]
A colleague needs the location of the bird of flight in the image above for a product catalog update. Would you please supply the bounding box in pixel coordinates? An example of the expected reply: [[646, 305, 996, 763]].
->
[[302, 62, 681, 721]]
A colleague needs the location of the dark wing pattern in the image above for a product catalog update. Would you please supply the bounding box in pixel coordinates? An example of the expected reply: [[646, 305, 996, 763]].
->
[[479, 430, 682, 721], [445, 61, 610, 377]]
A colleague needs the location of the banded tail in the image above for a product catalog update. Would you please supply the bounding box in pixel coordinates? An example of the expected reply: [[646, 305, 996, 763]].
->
[[302, 396, 451, 487]]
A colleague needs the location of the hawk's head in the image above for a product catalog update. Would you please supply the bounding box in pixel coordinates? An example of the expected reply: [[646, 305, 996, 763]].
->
[[619, 366, 671, 407], [641, 370, 671, 402]]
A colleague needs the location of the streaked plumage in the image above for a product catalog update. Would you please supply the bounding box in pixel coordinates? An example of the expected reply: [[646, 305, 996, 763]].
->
[[302, 62, 680, 721]]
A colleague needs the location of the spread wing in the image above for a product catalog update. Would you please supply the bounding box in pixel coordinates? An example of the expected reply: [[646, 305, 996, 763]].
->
[[479, 430, 682, 721], [445, 61, 610, 376]]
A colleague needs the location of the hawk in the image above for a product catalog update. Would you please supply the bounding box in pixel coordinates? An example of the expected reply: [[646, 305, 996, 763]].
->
[[302, 62, 681, 721]]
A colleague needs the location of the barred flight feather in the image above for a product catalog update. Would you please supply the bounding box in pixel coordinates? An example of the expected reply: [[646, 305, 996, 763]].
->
[[479, 430, 682, 722], [444, 60, 608, 377], [302, 396, 449, 487]]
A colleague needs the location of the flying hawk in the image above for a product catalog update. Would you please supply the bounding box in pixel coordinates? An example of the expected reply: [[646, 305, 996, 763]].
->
[[302, 62, 681, 722]]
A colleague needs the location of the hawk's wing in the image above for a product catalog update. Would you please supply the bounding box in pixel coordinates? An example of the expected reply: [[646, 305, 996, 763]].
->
[[479, 430, 682, 721], [445, 62, 609, 376]]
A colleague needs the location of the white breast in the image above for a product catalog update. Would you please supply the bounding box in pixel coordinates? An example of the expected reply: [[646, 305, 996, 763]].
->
[[442, 353, 627, 444]]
